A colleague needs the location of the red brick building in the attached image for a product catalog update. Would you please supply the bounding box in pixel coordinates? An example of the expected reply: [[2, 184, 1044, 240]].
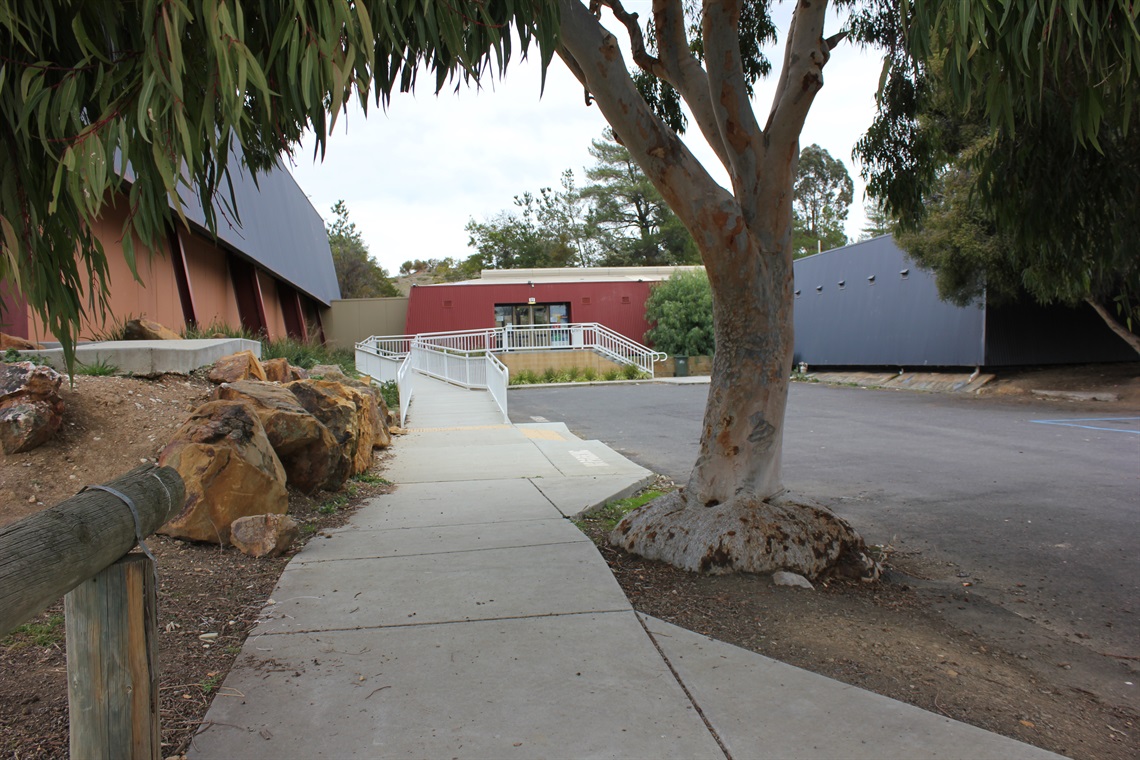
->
[[405, 267, 700, 345]]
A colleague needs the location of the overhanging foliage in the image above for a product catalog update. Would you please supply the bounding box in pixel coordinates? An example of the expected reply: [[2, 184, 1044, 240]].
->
[[0, 0, 559, 369]]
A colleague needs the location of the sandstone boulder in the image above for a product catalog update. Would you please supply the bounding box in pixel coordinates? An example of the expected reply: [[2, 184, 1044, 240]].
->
[[262, 358, 294, 383], [0, 333, 43, 350], [230, 514, 300, 558], [340, 385, 378, 473], [0, 362, 64, 454], [212, 380, 339, 494], [123, 318, 181, 341], [158, 400, 287, 544], [342, 378, 392, 449], [285, 380, 358, 488], [208, 350, 266, 384]]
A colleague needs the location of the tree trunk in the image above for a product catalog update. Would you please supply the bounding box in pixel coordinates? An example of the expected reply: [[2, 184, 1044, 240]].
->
[[611, 208, 874, 579], [557, 0, 874, 579]]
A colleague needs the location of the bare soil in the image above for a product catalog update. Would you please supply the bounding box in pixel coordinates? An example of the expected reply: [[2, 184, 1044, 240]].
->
[[1, 366, 1137, 759], [578, 489, 1137, 760], [0, 372, 391, 759]]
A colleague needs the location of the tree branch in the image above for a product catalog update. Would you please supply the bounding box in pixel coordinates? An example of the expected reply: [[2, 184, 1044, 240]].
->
[[650, 0, 732, 172], [701, 0, 764, 208], [764, 0, 832, 160], [1085, 297, 1140, 356], [593, 0, 666, 78], [555, 0, 738, 257]]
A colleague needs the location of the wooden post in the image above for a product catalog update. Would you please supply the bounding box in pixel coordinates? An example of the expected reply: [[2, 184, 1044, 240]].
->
[[0, 464, 183, 635], [64, 553, 161, 760]]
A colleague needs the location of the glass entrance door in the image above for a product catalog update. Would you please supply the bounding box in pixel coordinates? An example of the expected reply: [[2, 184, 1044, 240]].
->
[[495, 303, 568, 327]]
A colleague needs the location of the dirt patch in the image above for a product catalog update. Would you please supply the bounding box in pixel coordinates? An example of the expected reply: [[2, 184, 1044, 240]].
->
[[0, 370, 392, 759], [579, 480, 1138, 760], [978, 362, 1140, 405]]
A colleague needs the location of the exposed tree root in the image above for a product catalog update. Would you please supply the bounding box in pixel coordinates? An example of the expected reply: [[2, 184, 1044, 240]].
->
[[610, 490, 880, 580]]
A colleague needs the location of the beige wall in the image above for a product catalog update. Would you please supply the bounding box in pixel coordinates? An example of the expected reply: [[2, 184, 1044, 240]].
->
[[325, 297, 409, 348], [497, 350, 625, 375]]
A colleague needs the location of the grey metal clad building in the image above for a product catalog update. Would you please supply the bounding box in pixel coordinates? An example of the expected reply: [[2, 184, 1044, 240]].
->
[[177, 157, 341, 307], [792, 236, 1135, 368]]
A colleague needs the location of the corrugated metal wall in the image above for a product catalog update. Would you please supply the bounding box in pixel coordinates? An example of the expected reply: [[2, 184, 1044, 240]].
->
[[406, 281, 654, 344], [984, 301, 1136, 365], [792, 237, 986, 367]]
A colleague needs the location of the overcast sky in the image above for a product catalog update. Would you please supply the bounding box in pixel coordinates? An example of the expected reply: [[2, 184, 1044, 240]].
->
[[286, 3, 885, 275]]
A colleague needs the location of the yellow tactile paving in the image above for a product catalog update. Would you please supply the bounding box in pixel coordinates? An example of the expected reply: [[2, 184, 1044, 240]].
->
[[520, 428, 568, 441]]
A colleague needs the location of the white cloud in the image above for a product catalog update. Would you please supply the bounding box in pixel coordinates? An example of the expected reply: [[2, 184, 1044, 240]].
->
[[286, 5, 884, 274]]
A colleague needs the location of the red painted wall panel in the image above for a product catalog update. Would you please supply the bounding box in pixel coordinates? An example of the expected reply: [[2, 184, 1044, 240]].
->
[[406, 281, 655, 344]]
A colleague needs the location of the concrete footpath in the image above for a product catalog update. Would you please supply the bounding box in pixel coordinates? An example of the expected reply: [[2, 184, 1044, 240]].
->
[[189, 377, 1063, 759]]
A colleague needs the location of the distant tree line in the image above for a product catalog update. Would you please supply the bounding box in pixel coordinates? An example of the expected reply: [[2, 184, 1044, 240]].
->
[[326, 201, 400, 299]]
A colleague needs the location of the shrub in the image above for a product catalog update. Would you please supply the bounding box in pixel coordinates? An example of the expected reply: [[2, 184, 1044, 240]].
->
[[582, 367, 598, 382], [644, 269, 714, 356], [87, 313, 137, 342], [378, 380, 399, 410], [603, 369, 621, 381], [621, 363, 644, 380], [511, 369, 540, 386], [566, 366, 582, 381], [264, 336, 356, 375], [542, 367, 560, 384]]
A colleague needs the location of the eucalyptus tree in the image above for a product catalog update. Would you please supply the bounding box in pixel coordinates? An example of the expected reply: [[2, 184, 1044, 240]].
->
[[3, 0, 877, 578], [465, 171, 599, 269], [791, 144, 853, 257], [327, 201, 399, 299], [556, 0, 877, 578]]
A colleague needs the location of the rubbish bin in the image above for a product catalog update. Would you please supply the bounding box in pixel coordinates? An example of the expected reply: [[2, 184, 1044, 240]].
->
[[674, 355, 689, 377]]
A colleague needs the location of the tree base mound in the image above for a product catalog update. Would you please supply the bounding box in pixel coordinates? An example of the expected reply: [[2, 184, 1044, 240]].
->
[[609, 490, 880, 580]]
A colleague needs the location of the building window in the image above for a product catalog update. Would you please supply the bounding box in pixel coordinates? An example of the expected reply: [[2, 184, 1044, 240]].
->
[[494, 302, 571, 328]]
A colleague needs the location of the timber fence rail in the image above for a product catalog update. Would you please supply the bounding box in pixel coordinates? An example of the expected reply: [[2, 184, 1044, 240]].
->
[[0, 463, 185, 760]]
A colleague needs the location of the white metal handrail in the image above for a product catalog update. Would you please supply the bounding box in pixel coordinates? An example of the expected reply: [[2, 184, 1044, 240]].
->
[[355, 340, 405, 384], [396, 351, 414, 426], [484, 352, 509, 422], [360, 323, 666, 377], [358, 334, 417, 357]]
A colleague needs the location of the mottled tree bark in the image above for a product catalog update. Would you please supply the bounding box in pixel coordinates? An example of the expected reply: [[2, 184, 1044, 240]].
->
[[557, 0, 875, 578]]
